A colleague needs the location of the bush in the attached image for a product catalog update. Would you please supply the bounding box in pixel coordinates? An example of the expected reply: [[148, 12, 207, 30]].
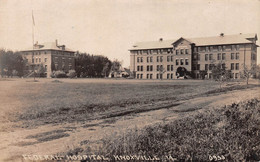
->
[[67, 70, 76, 78], [50, 71, 67, 78]]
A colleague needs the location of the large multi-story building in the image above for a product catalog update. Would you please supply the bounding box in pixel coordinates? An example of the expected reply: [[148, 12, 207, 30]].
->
[[129, 33, 258, 79], [21, 40, 75, 78]]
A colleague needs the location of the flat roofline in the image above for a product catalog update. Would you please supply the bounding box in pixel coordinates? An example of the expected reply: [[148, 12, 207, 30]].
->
[[21, 49, 75, 53], [129, 42, 255, 51]]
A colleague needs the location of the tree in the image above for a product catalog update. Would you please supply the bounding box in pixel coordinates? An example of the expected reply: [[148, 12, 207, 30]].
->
[[102, 62, 110, 77], [211, 63, 231, 88], [36, 64, 45, 77], [0, 49, 25, 78], [110, 59, 122, 78], [240, 64, 257, 85], [75, 52, 112, 78]]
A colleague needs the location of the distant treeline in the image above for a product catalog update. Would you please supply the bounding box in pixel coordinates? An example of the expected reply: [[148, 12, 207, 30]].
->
[[0, 49, 121, 78], [0, 49, 25, 77]]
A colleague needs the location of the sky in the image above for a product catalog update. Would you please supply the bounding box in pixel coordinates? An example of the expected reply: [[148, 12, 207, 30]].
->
[[0, 0, 259, 67]]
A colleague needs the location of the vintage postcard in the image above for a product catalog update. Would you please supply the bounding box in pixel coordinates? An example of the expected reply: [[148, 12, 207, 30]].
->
[[0, 0, 259, 161]]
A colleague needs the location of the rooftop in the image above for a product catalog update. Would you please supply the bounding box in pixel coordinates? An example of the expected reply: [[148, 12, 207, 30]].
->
[[130, 33, 257, 50], [21, 40, 75, 52]]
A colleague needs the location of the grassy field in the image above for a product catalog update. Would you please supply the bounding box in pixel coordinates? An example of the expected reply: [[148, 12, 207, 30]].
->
[[0, 78, 259, 161], [0, 78, 226, 129]]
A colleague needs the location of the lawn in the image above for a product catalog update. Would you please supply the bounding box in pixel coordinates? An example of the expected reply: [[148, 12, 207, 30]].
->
[[0, 78, 221, 129]]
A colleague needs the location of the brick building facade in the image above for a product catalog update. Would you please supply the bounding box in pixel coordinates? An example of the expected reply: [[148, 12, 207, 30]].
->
[[21, 40, 75, 78], [129, 33, 258, 79]]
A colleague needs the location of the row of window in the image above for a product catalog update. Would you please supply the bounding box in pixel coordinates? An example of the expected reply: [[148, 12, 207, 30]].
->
[[195, 63, 240, 71], [134, 49, 190, 55], [194, 45, 240, 53], [137, 73, 176, 79], [194, 53, 240, 61], [32, 58, 47, 63], [137, 65, 174, 72]]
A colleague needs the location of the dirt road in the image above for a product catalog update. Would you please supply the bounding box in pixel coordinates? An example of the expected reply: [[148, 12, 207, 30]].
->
[[0, 86, 259, 161]]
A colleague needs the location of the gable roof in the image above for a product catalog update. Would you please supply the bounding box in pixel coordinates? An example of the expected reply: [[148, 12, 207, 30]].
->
[[130, 33, 257, 50], [21, 42, 75, 52]]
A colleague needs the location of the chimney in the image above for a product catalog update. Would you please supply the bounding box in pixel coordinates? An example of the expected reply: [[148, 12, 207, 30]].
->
[[55, 39, 58, 46], [159, 38, 163, 41], [220, 33, 224, 37]]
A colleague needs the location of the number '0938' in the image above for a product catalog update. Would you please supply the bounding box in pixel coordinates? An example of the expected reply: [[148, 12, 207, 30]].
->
[[209, 155, 225, 161]]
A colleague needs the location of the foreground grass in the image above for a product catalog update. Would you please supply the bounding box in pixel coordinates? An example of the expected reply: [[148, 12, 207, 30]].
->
[[95, 99, 260, 161]]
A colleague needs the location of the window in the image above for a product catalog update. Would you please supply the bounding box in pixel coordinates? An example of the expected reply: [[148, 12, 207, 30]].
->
[[223, 46, 226, 51], [236, 53, 239, 60], [205, 54, 208, 61], [32, 58, 34, 63], [209, 64, 213, 70], [160, 65, 163, 71], [167, 73, 170, 79], [147, 65, 150, 71], [137, 74, 139, 79], [157, 56, 159, 62], [156, 74, 159, 79], [198, 54, 200, 61], [167, 56, 170, 62], [235, 63, 239, 70], [140, 74, 143, 79], [137, 66, 140, 71], [140, 57, 143, 62], [236, 45, 240, 50], [181, 49, 184, 54], [150, 56, 153, 62], [45, 65, 47, 71], [235, 73, 239, 79], [222, 53, 226, 60], [176, 59, 179, 65], [141, 66, 143, 71], [150, 65, 153, 71], [222, 64, 225, 69], [176, 50, 179, 55], [205, 64, 208, 71], [150, 74, 153, 79], [218, 46, 222, 51], [171, 65, 173, 71], [39, 58, 41, 63], [197, 64, 200, 70], [170, 56, 173, 62], [206, 47, 209, 52], [147, 74, 149, 79], [160, 56, 163, 62], [180, 59, 184, 65], [185, 59, 188, 65], [36, 58, 38, 63], [147, 57, 149, 63], [231, 45, 235, 51], [171, 74, 173, 79], [185, 49, 188, 54], [157, 65, 160, 71], [231, 63, 234, 70], [231, 53, 234, 60], [167, 65, 170, 71], [209, 54, 213, 60], [217, 53, 221, 60], [137, 57, 140, 63], [44, 51, 47, 54]]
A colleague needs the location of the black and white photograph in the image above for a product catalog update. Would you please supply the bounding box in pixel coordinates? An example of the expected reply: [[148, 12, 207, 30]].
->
[[0, 0, 259, 161]]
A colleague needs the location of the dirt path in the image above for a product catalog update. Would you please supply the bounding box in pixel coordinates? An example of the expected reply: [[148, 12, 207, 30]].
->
[[0, 87, 259, 161]]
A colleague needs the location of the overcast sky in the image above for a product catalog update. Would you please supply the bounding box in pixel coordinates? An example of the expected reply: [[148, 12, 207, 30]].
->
[[0, 0, 259, 67]]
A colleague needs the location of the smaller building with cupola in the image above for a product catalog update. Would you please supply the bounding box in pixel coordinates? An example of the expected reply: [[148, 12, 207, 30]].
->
[[21, 40, 76, 78]]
